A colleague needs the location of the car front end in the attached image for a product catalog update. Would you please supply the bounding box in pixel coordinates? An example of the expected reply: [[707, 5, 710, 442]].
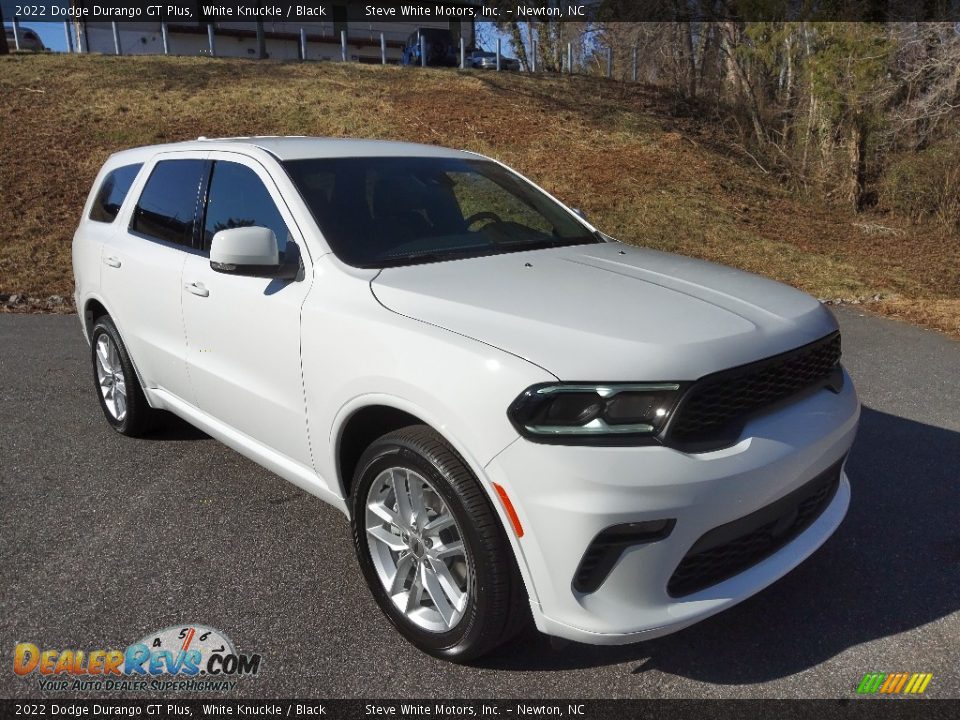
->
[[471, 55, 496, 69], [484, 344, 858, 643], [370, 239, 860, 644], [471, 55, 520, 70], [283, 146, 860, 646]]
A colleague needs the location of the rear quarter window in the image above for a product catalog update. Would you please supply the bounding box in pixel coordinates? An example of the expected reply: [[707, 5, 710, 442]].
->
[[89, 163, 143, 223]]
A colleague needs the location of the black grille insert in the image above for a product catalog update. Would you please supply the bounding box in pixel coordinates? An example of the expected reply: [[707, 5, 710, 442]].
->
[[667, 459, 843, 597], [665, 332, 842, 450]]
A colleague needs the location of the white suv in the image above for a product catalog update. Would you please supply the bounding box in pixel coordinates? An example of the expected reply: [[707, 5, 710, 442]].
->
[[73, 137, 860, 661]]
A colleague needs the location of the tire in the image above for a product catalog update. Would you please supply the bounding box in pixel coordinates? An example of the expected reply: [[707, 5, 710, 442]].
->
[[90, 316, 156, 437], [351, 425, 528, 662]]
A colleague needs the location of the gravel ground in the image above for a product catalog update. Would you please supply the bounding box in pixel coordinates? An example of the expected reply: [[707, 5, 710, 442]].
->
[[1, 308, 957, 699]]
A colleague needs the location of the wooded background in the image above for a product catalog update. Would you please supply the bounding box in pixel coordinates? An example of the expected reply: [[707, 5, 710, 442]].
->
[[487, 19, 960, 229]]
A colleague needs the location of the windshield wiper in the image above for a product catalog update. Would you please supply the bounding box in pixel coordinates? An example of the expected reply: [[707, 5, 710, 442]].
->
[[376, 253, 450, 267], [372, 247, 491, 267], [367, 236, 598, 269]]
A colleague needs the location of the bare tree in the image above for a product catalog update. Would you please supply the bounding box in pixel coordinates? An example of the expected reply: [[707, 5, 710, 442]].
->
[[493, 21, 590, 73], [887, 23, 960, 149], [478, 13, 958, 221]]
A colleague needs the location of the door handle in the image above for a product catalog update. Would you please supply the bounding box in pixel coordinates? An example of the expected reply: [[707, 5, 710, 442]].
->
[[184, 281, 210, 298], [103, 256, 121, 268]]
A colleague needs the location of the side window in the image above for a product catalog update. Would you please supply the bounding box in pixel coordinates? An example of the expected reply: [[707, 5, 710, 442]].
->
[[131, 159, 206, 247], [89, 163, 143, 223], [203, 162, 289, 253]]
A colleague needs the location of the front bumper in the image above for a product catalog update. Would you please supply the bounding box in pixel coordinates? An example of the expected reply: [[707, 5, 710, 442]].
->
[[483, 369, 860, 644]]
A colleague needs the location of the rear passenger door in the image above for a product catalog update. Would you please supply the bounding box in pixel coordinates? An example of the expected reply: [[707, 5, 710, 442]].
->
[[101, 154, 207, 398], [76, 161, 142, 317], [180, 154, 313, 469]]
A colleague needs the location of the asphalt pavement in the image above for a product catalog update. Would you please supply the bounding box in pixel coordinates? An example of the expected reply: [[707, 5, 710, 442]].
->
[[1, 308, 958, 699]]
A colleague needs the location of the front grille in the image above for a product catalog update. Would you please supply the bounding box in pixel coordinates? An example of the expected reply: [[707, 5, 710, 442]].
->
[[666, 459, 843, 597], [665, 332, 842, 449]]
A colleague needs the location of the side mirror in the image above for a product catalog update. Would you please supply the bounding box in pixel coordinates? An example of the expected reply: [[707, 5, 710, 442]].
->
[[571, 208, 588, 221], [209, 226, 298, 280]]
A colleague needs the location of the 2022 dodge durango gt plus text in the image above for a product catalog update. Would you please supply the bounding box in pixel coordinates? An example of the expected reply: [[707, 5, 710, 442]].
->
[[73, 137, 860, 661]]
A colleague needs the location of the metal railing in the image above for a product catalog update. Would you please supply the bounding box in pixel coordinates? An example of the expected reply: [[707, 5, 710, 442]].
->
[[55, 22, 635, 82]]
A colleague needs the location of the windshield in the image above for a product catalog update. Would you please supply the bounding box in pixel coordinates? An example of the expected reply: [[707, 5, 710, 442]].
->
[[283, 157, 600, 267]]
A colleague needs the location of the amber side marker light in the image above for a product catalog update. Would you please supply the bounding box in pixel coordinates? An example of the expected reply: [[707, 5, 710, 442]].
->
[[492, 482, 524, 538]]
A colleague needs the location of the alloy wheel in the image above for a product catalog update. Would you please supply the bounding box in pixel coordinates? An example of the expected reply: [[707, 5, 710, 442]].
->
[[364, 467, 471, 633]]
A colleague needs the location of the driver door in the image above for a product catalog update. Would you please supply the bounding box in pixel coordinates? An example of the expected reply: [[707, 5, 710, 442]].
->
[[181, 154, 313, 469]]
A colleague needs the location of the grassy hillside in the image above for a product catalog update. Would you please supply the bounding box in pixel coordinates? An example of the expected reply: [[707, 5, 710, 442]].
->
[[1, 54, 956, 336]]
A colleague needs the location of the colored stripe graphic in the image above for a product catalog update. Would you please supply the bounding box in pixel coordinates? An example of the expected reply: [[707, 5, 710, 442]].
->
[[857, 673, 932, 695], [893, 673, 910, 693], [857, 673, 886, 693], [880, 674, 898, 693]]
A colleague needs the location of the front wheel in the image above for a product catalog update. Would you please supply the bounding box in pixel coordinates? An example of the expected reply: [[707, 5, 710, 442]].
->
[[351, 425, 527, 662]]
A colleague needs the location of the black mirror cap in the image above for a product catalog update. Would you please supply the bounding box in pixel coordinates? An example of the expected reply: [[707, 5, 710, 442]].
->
[[210, 260, 299, 280]]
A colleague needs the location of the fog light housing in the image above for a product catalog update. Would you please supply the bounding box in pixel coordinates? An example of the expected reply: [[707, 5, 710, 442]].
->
[[573, 519, 677, 593]]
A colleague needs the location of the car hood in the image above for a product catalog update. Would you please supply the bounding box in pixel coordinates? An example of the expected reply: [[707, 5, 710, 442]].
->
[[370, 243, 838, 381]]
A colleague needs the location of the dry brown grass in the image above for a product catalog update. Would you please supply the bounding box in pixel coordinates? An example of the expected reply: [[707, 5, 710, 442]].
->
[[1, 54, 957, 336]]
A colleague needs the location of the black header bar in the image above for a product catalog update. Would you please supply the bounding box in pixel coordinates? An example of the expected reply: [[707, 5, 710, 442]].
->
[[0, 699, 958, 720], [4, 0, 960, 23]]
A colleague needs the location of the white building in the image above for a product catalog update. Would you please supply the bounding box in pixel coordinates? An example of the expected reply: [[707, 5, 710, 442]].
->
[[77, 7, 477, 63]]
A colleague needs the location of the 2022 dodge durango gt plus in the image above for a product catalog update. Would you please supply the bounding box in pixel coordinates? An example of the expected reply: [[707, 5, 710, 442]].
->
[[73, 137, 860, 661]]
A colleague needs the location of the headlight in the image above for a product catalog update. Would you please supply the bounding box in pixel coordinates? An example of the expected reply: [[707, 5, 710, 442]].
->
[[507, 383, 682, 443]]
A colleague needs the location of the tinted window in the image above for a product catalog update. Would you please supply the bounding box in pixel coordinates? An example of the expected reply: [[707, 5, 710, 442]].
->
[[283, 157, 598, 268], [203, 162, 288, 252], [89, 163, 142, 223], [131, 160, 205, 247]]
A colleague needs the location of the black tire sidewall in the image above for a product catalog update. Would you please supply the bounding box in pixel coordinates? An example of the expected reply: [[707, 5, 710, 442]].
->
[[90, 317, 147, 436], [351, 437, 503, 661]]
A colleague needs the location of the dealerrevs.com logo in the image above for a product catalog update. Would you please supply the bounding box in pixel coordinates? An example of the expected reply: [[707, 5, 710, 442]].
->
[[13, 625, 261, 693]]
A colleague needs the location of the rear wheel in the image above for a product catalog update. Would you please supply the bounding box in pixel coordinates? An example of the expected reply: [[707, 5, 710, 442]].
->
[[90, 316, 156, 437], [351, 425, 527, 661]]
